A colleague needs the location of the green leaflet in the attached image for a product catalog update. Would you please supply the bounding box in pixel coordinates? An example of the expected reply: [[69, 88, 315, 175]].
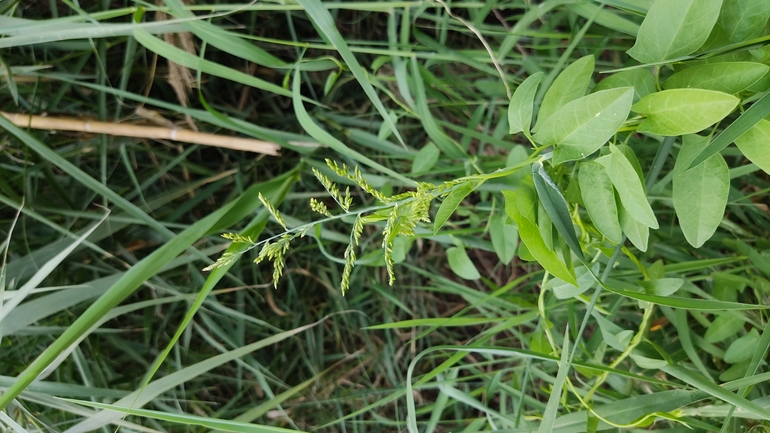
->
[[537, 328, 570, 433], [411, 142, 440, 174], [508, 72, 543, 136], [718, 0, 770, 43], [599, 146, 658, 229], [735, 118, 770, 174], [662, 62, 769, 94], [672, 134, 729, 248], [627, 0, 722, 63], [532, 162, 584, 262], [638, 278, 684, 296], [535, 55, 594, 131], [447, 247, 481, 280], [689, 91, 770, 169], [724, 329, 760, 364], [578, 162, 622, 244], [490, 213, 518, 265], [705, 314, 748, 344], [534, 87, 634, 164], [434, 182, 474, 234], [592, 69, 656, 103], [503, 190, 576, 285], [619, 201, 649, 252], [632, 89, 739, 136]]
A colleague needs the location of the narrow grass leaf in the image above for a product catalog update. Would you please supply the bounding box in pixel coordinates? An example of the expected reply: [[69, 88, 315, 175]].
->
[[434, 182, 474, 234], [291, 68, 413, 185], [411, 59, 465, 158], [532, 161, 583, 261], [536, 55, 594, 130], [731, 239, 770, 278], [63, 321, 324, 433], [601, 281, 769, 310], [627, 0, 722, 63], [133, 28, 293, 99], [508, 72, 543, 135], [579, 162, 622, 243], [297, 0, 406, 147], [673, 134, 729, 247], [662, 365, 770, 420], [536, 87, 634, 164], [64, 400, 303, 433], [538, 327, 570, 433]]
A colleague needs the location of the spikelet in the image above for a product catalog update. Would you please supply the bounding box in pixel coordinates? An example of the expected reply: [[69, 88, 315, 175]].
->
[[259, 192, 287, 230]]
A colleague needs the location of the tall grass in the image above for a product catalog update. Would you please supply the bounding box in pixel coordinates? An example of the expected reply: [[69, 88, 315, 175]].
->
[[0, 1, 769, 432]]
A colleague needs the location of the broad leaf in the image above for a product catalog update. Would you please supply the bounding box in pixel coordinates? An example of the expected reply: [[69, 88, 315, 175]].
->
[[688, 91, 770, 169], [724, 329, 760, 364], [447, 247, 481, 280], [705, 314, 746, 343], [411, 142, 440, 174], [490, 214, 518, 265], [619, 202, 649, 252], [578, 161, 622, 243], [533, 162, 583, 261], [534, 87, 634, 164], [735, 118, 770, 174], [545, 265, 598, 300], [434, 182, 474, 234], [627, 0, 722, 63], [535, 55, 594, 130], [592, 69, 656, 103], [662, 62, 768, 94], [503, 190, 577, 285], [632, 89, 739, 136], [718, 0, 770, 43], [638, 278, 684, 296], [508, 72, 543, 135], [599, 146, 658, 229], [673, 134, 729, 248]]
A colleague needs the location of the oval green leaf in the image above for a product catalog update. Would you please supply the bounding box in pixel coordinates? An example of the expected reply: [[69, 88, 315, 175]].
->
[[673, 134, 729, 248], [535, 55, 594, 130], [533, 162, 583, 261], [434, 182, 474, 234], [490, 214, 518, 265], [718, 0, 770, 43], [600, 146, 658, 229], [723, 329, 760, 364], [447, 247, 481, 280], [578, 161, 622, 244], [627, 0, 722, 63], [503, 190, 577, 285], [411, 142, 440, 174], [508, 72, 543, 135], [593, 69, 656, 103], [662, 62, 769, 94], [619, 202, 649, 252], [632, 89, 739, 136], [735, 118, 770, 174], [705, 314, 746, 343], [534, 87, 634, 164]]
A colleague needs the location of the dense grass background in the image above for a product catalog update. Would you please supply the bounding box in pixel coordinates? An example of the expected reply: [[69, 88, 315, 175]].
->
[[1, 0, 770, 432]]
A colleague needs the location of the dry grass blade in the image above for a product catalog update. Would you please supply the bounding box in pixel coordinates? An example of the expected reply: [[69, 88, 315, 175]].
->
[[1, 111, 280, 155]]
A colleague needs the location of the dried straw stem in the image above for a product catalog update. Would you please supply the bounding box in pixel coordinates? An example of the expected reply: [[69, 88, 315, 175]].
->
[[1, 112, 281, 156]]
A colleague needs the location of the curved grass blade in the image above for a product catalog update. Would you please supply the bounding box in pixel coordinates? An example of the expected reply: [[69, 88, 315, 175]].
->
[[537, 327, 570, 433], [63, 400, 304, 433], [688, 91, 770, 169], [291, 68, 413, 185], [296, 0, 406, 147]]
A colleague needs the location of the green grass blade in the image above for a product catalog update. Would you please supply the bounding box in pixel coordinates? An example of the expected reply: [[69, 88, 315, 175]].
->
[[296, 0, 406, 147]]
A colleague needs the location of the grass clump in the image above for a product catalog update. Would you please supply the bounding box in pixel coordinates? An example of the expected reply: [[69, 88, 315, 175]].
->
[[0, 1, 770, 433]]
